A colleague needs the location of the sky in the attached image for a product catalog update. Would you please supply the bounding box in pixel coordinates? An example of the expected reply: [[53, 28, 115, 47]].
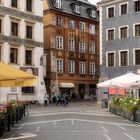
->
[[88, 0, 101, 5]]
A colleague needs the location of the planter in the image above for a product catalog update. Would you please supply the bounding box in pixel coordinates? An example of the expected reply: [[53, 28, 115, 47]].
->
[[0, 118, 4, 137], [135, 108, 140, 123], [109, 108, 135, 122]]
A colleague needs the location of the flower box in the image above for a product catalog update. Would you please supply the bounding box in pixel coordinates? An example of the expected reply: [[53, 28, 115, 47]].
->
[[109, 97, 140, 122]]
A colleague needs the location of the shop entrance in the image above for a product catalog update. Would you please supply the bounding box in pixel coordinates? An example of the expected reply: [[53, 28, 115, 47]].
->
[[78, 84, 85, 99]]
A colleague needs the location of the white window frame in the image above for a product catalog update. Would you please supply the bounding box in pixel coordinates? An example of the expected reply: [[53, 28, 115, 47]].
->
[[11, 0, 19, 9], [55, 0, 62, 9], [106, 51, 116, 67], [68, 38, 75, 51], [89, 62, 95, 75], [106, 5, 115, 19], [25, 48, 34, 66], [89, 42, 95, 54], [68, 60, 75, 74], [119, 2, 128, 16], [134, 0, 140, 12], [0, 16, 4, 35], [91, 10, 96, 18], [119, 25, 129, 39], [79, 41, 85, 53], [56, 36, 63, 49], [56, 59, 63, 73], [89, 24, 95, 34], [10, 47, 19, 64], [119, 49, 129, 67], [133, 48, 140, 65], [56, 17, 63, 27], [79, 61, 86, 74], [79, 22, 85, 32], [69, 20, 75, 29], [106, 28, 115, 41], [133, 23, 140, 36], [75, 5, 80, 14]]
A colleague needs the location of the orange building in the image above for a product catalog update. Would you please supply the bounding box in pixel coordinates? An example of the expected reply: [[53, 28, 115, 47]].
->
[[43, 0, 99, 100]]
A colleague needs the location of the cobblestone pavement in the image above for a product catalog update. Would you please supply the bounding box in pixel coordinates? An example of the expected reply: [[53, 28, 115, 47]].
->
[[1, 101, 140, 140]]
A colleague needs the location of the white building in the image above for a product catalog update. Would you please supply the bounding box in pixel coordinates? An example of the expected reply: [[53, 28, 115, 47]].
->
[[0, 0, 46, 104]]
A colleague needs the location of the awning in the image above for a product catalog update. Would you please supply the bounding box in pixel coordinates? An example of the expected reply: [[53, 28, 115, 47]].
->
[[59, 83, 74, 88], [0, 62, 37, 87]]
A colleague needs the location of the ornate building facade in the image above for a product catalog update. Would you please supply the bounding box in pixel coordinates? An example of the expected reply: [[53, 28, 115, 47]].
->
[[0, 0, 46, 104], [44, 0, 99, 100]]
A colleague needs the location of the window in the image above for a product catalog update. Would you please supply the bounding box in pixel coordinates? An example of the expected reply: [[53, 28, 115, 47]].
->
[[120, 26, 128, 39], [56, 17, 62, 27], [135, 0, 140, 12], [79, 41, 85, 53], [0, 19, 1, 33], [56, 36, 63, 49], [135, 24, 140, 36], [89, 24, 95, 34], [89, 42, 95, 54], [107, 29, 115, 40], [69, 20, 75, 29], [25, 49, 32, 65], [0, 46, 1, 61], [26, 25, 33, 39], [75, 5, 80, 14], [55, 0, 62, 9], [79, 22, 85, 32], [57, 59, 63, 73], [68, 60, 75, 74], [79, 61, 85, 74], [120, 3, 127, 15], [89, 63, 95, 75], [11, 22, 18, 36], [10, 48, 18, 64], [68, 39, 75, 51], [26, 0, 32, 12], [120, 51, 128, 66], [107, 52, 115, 67], [135, 50, 140, 65], [22, 87, 34, 94], [91, 10, 96, 19], [11, 0, 17, 8], [107, 6, 115, 18]]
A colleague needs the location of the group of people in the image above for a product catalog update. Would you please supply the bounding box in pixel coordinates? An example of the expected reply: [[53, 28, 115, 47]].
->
[[56, 94, 69, 107], [44, 92, 78, 107]]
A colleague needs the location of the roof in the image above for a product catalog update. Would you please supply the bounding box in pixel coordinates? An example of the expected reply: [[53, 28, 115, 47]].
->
[[97, 0, 115, 5], [46, 0, 99, 21]]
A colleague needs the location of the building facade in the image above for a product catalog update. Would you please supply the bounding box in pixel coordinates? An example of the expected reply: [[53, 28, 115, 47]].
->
[[98, 0, 140, 98], [44, 0, 99, 100], [0, 0, 46, 104]]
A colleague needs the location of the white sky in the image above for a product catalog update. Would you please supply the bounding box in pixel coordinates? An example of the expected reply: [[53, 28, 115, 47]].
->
[[88, 0, 101, 5]]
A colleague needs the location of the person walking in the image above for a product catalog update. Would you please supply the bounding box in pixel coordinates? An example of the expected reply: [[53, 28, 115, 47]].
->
[[44, 93, 49, 106]]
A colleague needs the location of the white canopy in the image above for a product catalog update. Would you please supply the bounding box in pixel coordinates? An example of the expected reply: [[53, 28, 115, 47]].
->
[[97, 73, 140, 89]]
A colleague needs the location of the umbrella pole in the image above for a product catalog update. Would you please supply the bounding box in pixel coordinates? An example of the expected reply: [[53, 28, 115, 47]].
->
[[129, 87, 132, 97], [0, 88, 1, 103]]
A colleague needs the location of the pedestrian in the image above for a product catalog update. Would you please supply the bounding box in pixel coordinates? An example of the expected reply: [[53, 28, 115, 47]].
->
[[56, 94, 62, 106], [44, 93, 49, 106]]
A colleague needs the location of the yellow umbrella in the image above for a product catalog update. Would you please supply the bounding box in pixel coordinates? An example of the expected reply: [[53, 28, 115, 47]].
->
[[0, 62, 37, 87]]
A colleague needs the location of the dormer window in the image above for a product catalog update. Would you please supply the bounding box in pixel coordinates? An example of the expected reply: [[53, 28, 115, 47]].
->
[[91, 10, 96, 19], [75, 5, 80, 14], [55, 0, 62, 9]]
